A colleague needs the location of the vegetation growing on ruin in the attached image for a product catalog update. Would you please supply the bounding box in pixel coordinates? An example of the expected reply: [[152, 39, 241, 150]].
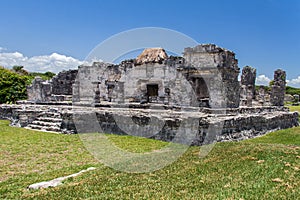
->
[[0, 120, 299, 199], [0, 66, 55, 103]]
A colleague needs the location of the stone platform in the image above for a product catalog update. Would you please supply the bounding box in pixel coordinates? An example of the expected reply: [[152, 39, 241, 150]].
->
[[0, 103, 298, 146]]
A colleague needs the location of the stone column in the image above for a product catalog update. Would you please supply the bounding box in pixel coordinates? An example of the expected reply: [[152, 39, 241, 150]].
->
[[164, 87, 170, 105], [241, 66, 256, 99], [270, 69, 286, 106], [115, 82, 125, 103], [246, 85, 253, 107], [92, 82, 101, 105], [72, 80, 80, 103], [240, 85, 247, 106]]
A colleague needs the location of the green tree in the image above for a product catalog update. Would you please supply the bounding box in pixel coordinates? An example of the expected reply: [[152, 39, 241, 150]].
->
[[12, 65, 29, 75], [286, 86, 300, 96], [0, 66, 29, 103], [29, 71, 56, 81], [44, 71, 56, 79]]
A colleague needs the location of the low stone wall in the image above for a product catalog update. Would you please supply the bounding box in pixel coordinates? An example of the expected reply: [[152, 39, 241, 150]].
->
[[0, 105, 15, 120], [0, 104, 298, 145], [0, 104, 50, 127], [218, 112, 299, 141], [61, 107, 298, 145]]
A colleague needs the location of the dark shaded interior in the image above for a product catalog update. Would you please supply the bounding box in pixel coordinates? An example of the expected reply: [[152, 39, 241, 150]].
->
[[147, 84, 158, 96], [190, 77, 209, 99], [147, 84, 159, 102]]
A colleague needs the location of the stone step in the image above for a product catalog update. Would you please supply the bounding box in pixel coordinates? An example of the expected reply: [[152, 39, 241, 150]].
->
[[31, 120, 61, 127], [38, 112, 61, 118], [26, 124, 61, 132], [24, 109, 64, 133], [37, 117, 63, 123]]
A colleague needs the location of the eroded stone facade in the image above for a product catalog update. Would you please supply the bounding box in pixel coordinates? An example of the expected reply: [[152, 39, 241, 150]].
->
[[27, 77, 52, 103], [27, 44, 287, 110], [27, 70, 77, 103], [52, 70, 78, 95], [73, 44, 240, 109]]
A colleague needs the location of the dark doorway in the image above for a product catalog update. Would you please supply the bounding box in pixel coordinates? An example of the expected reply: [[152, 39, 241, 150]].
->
[[107, 84, 115, 102], [196, 78, 209, 99], [190, 77, 210, 107], [147, 84, 159, 102]]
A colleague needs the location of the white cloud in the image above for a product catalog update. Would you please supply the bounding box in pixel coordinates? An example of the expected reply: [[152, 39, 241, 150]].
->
[[0, 47, 7, 52], [255, 74, 300, 88], [256, 75, 271, 86], [287, 76, 300, 88], [0, 51, 85, 73]]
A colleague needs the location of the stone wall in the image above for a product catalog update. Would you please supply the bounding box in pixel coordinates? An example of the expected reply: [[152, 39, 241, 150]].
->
[[73, 45, 241, 108], [0, 104, 43, 127], [183, 44, 240, 108], [51, 70, 78, 95], [56, 107, 300, 145], [27, 70, 78, 103], [27, 77, 52, 103], [1, 104, 297, 146]]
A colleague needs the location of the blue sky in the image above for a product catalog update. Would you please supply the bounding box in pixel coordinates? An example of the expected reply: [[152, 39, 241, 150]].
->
[[0, 0, 299, 86]]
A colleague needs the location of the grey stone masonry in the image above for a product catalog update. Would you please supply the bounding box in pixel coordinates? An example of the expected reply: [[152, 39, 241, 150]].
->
[[27, 77, 52, 103], [51, 70, 78, 95], [257, 86, 266, 106], [183, 44, 240, 108], [0, 104, 298, 145], [27, 70, 78, 103], [241, 66, 256, 99], [270, 69, 286, 106], [74, 45, 241, 108], [3, 44, 298, 146]]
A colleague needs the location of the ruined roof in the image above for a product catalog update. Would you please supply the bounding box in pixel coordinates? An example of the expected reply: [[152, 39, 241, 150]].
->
[[184, 44, 235, 55], [136, 48, 168, 65]]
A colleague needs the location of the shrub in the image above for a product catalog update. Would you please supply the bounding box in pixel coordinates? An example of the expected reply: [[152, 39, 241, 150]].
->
[[0, 66, 29, 103]]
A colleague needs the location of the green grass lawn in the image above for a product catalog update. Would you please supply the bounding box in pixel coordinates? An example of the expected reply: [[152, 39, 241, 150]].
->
[[0, 119, 299, 199], [288, 105, 300, 112], [289, 105, 300, 121]]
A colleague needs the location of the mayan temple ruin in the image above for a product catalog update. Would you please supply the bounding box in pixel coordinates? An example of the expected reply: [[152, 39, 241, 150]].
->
[[0, 44, 298, 145]]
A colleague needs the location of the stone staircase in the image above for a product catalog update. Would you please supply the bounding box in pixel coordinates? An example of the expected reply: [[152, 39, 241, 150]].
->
[[25, 109, 63, 133]]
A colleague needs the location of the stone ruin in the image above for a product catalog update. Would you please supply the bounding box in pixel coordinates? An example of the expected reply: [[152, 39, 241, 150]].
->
[[27, 70, 77, 103], [0, 44, 298, 145], [240, 66, 256, 107], [270, 69, 286, 106], [70, 44, 240, 108]]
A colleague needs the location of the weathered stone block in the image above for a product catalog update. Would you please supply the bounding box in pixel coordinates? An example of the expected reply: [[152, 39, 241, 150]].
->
[[270, 69, 286, 106]]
